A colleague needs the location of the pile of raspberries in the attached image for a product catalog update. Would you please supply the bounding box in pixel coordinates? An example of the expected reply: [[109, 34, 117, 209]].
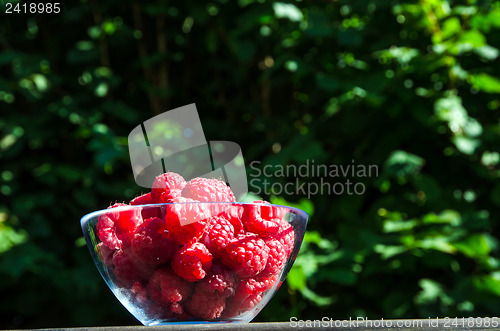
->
[[96, 172, 295, 320]]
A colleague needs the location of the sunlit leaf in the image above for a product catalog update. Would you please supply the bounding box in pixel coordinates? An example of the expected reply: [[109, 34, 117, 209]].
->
[[384, 150, 424, 179], [0, 224, 28, 253], [415, 279, 442, 304], [454, 234, 492, 259], [273, 3, 303, 22], [468, 73, 500, 93], [287, 265, 307, 290]]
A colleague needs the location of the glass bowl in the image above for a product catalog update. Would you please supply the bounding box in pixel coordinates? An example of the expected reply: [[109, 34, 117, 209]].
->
[[80, 202, 308, 325]]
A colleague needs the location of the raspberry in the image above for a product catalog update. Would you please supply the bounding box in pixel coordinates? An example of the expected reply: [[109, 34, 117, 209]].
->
[[222, 233, 269, 278], [182, 177, 235, 202], [237, 273, 279, 299], [164, 196, 211, 245], [131, 282, 168, 320], [96, 242, 115, 267], [147, 268, 193, 307], [185, 287, 226, 319], [130, 193, 159, 219], [253, 200, 284, 219], [131, 281, 149, 305], [151, 172, 186, 203], [201, 215, 235, 258], [223, 293, 262, 318], [262, 238, 287, 276], [197, 264, 236, 298], [130, 193, 153, 205], [131, 217, 178, 266], [159, 189, 182, 203], [242, 202, 281, 238], [171, 242, 213, 282], [97, 203, 142, 250], [112, 249, 149, 287], [274, 218, 295, 257], [219, 204, 244, 234]]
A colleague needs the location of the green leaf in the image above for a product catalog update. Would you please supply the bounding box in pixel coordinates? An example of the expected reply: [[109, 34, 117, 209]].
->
[[468, 73, 500, 93], [374, 244, 406, 259], [453, 136, 480, 155], [435, 95, 468, 128], [481, 151, 500, 167], [471, 8, 500, 32], [384, 150, 425, 179], [301, 287, 334, 306], [0, 224, 28, 253], [463, 117, 483, 137], [375, 47, 419, 65], [459, 29, 486, 48], [441, 17, 461, 39], [303, 231, 323, 245], [473, 275, 500, 296], [295, 252, 319, 277], [287, 265, 306, 290], [273, 2, 303, 22], [474, 45, 499, 60], [422, 210, 461, 226], [417, 237, 456, 254], [383, 219, 419, 233], [453, 234, 491, 259], [415, 279, 443, 304]]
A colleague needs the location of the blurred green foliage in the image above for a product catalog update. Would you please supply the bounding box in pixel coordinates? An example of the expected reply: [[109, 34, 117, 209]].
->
[[1, 0, 500, 328]]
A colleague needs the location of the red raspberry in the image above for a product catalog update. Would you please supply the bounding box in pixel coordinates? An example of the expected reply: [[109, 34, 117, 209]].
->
[[182, 177, 235, 202], [112, 249, 149, 287], [130, 192, 153, 205], [201, 215, 235, 258], [151, 172, 186, 203], [96, 242, 115, 267], [131, 281, 149, 305], [274, 218, 295, 257], [242, 202, 281, 238], [130, 193, 159, 219], [171, 242, 213, 282], [147, 268, 193, 307], [237, 273, 279, 299], [164, 196, 211, 245], [131, 217, 178, 266], [253, 200, 284, 219], [222, 233, 269, 278], [131, 282, 169, 320], [218, 204, 244, 234], [185, 287, 226, 319], [159, 189, 182, 203], [197, 264, 237, 298], [97, 203, 142, 250], [223, 293, 262, 318], [262, 238, 287, 275]]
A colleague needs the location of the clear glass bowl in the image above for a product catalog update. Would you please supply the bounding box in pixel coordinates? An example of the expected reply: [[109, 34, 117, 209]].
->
[[80, 202, 308, 325]]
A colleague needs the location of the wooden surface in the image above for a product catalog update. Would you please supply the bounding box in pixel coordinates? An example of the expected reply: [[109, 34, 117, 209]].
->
[[18, 319, 500, 331]]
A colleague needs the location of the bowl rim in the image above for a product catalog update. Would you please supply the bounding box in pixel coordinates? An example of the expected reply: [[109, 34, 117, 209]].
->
[[80, 201, 309, 226]]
